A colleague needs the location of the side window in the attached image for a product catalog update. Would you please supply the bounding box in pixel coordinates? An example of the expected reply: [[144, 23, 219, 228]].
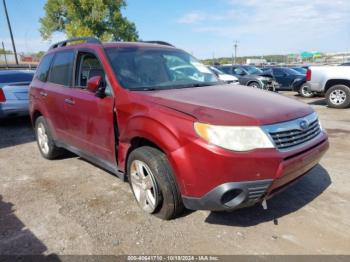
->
[[35, 54, 54, 82], [220, 67, 231, 74], [75, 52, 105, 88], [233, 67, 244, 75], [48, 51, 74, 86], [75, 51, 112, 96], [273, 68, 285, 77]]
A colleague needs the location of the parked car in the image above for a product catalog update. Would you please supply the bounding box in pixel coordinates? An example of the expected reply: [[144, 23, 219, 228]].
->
[[261, 67, 306, 91], [285, 67, 315, 98], [208, 66, 239, 84], [306, 66, 350, 108], [340, 62, 350, 66], [291, 67, 307, 75], [217, 65, 277, 91], [30, 37, 329, 220], [0, 70, 34, 119]]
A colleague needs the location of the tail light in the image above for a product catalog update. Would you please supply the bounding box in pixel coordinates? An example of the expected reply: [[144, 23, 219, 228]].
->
[[0, 88, 6, 102], [306, 69, 311, 81]]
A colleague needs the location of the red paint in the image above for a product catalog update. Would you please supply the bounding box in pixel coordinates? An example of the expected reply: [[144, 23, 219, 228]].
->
[[87, 76, 102, 93], [29, 42, 329, 199]]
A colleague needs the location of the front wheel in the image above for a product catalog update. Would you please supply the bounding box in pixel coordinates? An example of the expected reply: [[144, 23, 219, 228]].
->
[[248, 81, 261, 89], [325, 85, 350, 108], [127, 146, 184, 220]]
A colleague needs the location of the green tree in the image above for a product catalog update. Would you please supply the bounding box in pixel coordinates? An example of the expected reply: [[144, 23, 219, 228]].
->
[[39, 0, 138, 41]]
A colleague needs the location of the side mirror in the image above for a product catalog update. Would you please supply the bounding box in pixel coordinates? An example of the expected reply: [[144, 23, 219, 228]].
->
[[87, 76, 102, 93]]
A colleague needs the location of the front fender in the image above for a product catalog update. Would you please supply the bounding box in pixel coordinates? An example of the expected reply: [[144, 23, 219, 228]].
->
[[122, 115, 182, 151]]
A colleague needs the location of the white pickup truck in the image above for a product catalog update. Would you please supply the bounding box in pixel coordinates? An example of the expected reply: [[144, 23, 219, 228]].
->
[[307, 66, 350, 108]]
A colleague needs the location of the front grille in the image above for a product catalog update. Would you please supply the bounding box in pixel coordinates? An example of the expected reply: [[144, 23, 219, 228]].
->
[[263, 112, 322, 151]]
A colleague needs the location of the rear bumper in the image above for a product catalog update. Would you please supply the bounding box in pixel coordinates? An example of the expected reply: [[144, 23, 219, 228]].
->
[[0, 101, 29, 119], [180, 137, 329, 211], [308, 81, 323, 93]]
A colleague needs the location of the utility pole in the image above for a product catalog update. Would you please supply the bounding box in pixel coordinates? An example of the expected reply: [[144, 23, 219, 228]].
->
[[234, 40, 238, 64], [1, 42, 8, 67], [3, 0, 18, 64]]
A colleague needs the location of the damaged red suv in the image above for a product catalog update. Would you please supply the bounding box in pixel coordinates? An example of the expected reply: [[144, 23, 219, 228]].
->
[[29, 38, 329, 219]]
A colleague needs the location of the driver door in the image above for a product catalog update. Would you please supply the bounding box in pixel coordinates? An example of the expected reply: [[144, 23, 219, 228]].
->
[[63, 49, 116, 163]]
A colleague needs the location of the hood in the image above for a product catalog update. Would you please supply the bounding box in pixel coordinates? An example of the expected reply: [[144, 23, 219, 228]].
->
[[140, 85, 313, 126]]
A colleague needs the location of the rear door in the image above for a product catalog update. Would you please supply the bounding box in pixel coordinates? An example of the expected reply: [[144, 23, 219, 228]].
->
[[272, 68, 289, 90], [44, 50, 75, 142], [63, 49, 116, 163]]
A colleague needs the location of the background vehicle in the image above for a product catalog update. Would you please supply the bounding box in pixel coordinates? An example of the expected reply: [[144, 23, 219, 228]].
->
[[208, 66, 239, 84], [307, 66, 350, 108], [340, 62, 350, 66], [217, 65, 277, 91], [30, 38, 328, 220], [0, 70, 34, 119], [291, 67, 307, 75], [261, 67, 306, 91]]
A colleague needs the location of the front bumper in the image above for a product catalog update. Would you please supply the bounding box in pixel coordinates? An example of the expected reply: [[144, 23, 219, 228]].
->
[[0, 100, 29, 119], [172, 132, 328, 211]]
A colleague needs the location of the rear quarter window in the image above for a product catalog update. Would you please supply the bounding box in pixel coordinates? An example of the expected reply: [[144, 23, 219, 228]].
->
[[48, 51, 75, 86], [35, 54, 54, 82]]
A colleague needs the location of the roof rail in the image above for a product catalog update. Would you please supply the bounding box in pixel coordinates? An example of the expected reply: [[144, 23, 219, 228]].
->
[[49, 37, 102, 50], [142, 41, 174, 47]]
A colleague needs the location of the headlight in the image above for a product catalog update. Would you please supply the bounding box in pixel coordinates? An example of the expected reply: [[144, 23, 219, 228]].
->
[[194, 122, 275, 151]]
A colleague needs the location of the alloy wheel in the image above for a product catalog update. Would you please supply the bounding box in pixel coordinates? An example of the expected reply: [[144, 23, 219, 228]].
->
[[37, 123, 49, 155], [130, 160, 159, 213], [330, 89, 346, 105]]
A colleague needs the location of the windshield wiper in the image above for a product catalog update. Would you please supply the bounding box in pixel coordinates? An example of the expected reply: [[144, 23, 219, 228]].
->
[[173, 82, 218, 89]]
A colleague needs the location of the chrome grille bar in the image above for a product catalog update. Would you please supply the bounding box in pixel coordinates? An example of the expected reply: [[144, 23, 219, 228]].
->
[[263, 112, 322, 151]]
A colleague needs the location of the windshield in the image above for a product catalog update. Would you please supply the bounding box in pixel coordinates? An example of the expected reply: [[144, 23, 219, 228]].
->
[[209, 66, 224, 75], [243, 66, 263, 75], [105, 47, 219, 90]]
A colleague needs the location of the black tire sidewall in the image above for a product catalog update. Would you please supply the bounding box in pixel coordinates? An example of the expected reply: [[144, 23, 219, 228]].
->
[[248, 82, 261, 89], [127, 146, 183, 220], [326, 85, 350, 109], [300, 85, 314, 98]]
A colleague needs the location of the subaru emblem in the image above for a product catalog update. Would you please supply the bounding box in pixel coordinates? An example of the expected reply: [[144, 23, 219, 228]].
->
[[299, 120, 309, 130]]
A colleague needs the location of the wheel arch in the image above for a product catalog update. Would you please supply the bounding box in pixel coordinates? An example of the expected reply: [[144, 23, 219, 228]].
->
[[247, 80, 261, 87], [119, 115, 182, 175], [31, 110, 43, 126], [325, 79, 350, 93]]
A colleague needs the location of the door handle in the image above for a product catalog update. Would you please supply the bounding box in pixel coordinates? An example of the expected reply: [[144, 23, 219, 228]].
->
[[40, 91, 48, 97], [64, 98, 75, 105]]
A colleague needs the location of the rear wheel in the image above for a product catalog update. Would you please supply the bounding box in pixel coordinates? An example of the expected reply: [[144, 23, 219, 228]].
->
[[35, 116, 62, 159], [127, 146, 184, 220], [325, 85, 350, 108], [299, 85, 314, 98]]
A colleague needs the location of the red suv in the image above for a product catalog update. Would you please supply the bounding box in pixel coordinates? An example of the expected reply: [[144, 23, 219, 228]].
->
[[29, 37, 329, 220]]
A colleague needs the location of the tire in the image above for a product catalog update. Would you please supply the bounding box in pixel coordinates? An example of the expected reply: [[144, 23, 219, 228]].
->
[[248, 81, 261, 89], [127, 146, 184, 220], [325, 85, 350, 109], [35, 116, 62, 159], [299, 85, 314, 98]]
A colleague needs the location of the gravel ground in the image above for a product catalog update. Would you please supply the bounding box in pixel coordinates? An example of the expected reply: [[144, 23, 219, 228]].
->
[[0, 92, 349, 255]]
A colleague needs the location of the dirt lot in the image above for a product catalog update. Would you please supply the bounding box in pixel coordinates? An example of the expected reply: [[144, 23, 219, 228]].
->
[[0, 92, 349, 255]]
